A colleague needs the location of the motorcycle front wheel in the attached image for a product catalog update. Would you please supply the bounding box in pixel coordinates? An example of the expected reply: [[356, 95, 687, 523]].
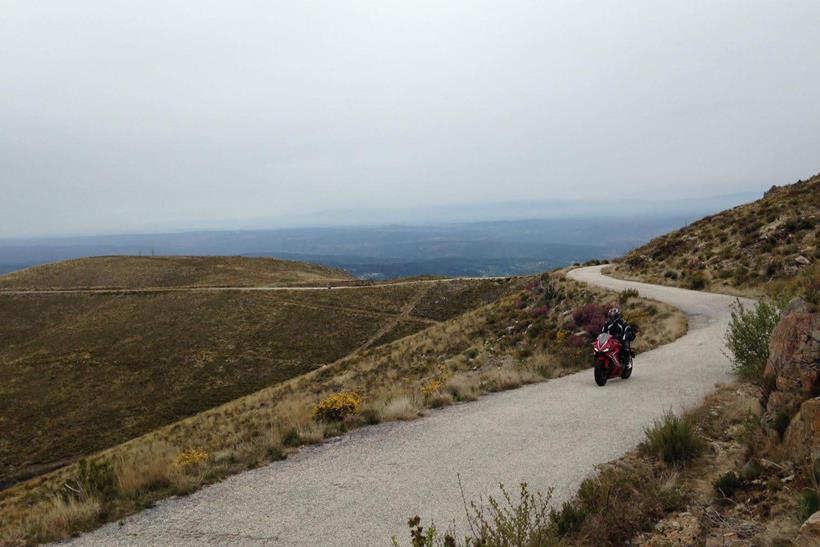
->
[[594, 361, 608, 386]]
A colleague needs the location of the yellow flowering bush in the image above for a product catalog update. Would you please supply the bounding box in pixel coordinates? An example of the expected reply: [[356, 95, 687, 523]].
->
[[314, 391, 361, 421], [421, 378, 444, 395], [175, 449, 209, 468]]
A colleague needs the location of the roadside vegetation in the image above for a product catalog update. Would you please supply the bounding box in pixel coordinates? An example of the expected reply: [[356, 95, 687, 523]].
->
[[0, 271, 686, 544], [393, 290, 818, 546]]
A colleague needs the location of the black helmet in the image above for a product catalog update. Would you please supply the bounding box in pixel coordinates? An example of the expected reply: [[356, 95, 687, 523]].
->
[[607, 307, 621, 321]]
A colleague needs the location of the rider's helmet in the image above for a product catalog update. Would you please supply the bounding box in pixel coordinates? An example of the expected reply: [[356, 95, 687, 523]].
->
[[607, 307, 621, 321]]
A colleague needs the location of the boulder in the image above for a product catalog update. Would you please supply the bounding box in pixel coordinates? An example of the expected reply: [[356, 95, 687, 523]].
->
[[796, 510, 820, 546], [783, 397, 820, 462], [764, 298, 820, 418], [795, 255, 811, 266]]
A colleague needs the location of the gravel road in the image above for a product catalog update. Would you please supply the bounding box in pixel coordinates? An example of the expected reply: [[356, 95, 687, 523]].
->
[[64, 266, 752, 546]]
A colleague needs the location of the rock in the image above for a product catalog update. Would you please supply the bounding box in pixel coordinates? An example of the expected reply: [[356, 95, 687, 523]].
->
[[795, 255, 811, 266], [783, 397, 820, 462], [740, 459, 762, 481], [637, 512, 700, 546], [764, 298, 820, 419], [796, 510, 820, 545]]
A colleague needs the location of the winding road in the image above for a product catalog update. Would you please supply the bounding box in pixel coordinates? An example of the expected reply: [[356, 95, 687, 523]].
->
[[65, 266, 753, 546]]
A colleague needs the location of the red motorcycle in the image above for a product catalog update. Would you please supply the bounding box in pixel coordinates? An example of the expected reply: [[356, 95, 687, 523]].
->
[[592, 333, 633, 386]]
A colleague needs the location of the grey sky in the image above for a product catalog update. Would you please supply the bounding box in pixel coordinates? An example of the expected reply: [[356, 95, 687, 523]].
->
[[2, 1, 819, 237]]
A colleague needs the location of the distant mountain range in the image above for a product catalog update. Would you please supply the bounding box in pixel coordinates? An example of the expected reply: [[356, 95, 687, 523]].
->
[[0, 190, 763, 278]]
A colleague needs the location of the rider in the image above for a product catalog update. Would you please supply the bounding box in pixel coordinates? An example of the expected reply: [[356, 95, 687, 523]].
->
[[601, 307, 635, 368]]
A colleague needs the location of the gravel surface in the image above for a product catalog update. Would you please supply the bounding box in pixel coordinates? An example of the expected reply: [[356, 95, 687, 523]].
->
[[64, 266, 753, 546]]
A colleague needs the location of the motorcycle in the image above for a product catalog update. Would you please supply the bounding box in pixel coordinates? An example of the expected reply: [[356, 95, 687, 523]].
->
[[592, 332, 633, 386]]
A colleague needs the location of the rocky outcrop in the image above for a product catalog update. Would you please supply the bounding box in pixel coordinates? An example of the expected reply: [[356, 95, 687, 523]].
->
[[796, 510, 820, 546], [783, 397, 820, 461], [764, 298, 819, 419]]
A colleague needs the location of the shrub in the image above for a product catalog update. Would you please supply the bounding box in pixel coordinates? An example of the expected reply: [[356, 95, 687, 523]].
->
[[393, 483, 555, 546], [466, 483, 554, 546], [571, 303, 608, 334], [713, 471, 745, 498], [725, 300, 780, 384], [640, 411, 705, 465], [619, 288, 639, 304], [549, 500, 586, 536], [63, 459, 115, 501], [552, 465, 684, 545], [799, 488, 820, 520], [765, 259, 783, 278], [282, 427, 301, 447], [689, 273, 707, 290], [530, 305, 549, 317], [175, 449, 209, 468], [421, 378, 444, 396], [314, 391, 361, 421]]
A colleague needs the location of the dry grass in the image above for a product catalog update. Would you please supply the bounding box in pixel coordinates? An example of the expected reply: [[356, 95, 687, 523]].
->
[[29, 495, 102, 543], [378, 395, 424, 421], [445, 374, 480, 402], [0, 275, 508, 488], [113, 442, 178, 497], [479, 366, 541, 392], [606, 173, 819, 301], [0, 255, 352, 290], [0, 272, 687, 544]]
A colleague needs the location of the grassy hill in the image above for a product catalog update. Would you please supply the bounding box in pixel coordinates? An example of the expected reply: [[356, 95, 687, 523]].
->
[[0, 255, 352, 290], [606, 174, 818, 300], [0, 258, 511, 489], [0, 266, 686, 543]]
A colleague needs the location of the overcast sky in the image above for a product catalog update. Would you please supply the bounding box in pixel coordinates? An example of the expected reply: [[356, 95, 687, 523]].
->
[[2, 1, 819, 237]]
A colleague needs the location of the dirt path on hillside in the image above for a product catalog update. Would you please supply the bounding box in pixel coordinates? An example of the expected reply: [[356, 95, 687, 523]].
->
[[65, 266, 754, 546], [0, 276, 509, 295]]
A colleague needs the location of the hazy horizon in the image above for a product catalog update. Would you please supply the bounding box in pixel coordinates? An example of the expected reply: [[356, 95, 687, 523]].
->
[[3, 1, 819, 237]]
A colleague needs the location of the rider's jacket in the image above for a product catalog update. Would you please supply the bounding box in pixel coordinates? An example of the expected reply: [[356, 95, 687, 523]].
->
[[601, 318, 634, 343]]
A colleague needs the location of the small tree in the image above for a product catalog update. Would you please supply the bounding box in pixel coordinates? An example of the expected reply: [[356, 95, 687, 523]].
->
[[724, 299, 781, 384]]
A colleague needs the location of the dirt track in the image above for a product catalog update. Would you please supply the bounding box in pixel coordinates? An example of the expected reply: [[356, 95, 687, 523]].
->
[[65, 266, 753, 546]]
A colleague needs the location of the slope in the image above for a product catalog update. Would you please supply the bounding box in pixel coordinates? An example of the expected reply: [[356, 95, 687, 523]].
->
[[0, 255, 352, 290], [606, 173, 818, 300], [0, 270, 686, 544], [52, 267, 730, 546], [0, 258, 509, 489]]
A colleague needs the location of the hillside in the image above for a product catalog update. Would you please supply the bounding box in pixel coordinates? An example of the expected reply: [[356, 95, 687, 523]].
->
[[0, 258, 511, 489], [606, 174, 819, 299], [0, 269, 687, 544], [0, 255, 352, 290]]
